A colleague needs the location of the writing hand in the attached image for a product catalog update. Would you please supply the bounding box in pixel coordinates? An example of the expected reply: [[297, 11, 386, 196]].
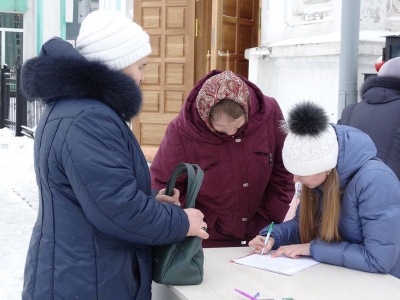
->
[[248, 235, 275, 255], [155, 188, 180, 206], [271, 243, 311, 258], [184, 208, 209, 239]]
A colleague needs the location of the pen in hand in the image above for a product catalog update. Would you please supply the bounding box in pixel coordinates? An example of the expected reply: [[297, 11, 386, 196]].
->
[[261, 222, 274, 255]]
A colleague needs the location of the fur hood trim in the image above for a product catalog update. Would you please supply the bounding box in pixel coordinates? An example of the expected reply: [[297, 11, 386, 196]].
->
[[361, 75, 400, 96], [21, 54, 142, 122]]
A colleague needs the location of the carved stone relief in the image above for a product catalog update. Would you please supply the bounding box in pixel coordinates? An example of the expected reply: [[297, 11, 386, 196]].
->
[[285, 0, 333, 25], [385, 0, 400, 32]]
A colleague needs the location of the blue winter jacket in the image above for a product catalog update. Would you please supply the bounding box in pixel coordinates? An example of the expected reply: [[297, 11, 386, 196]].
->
[[339, 75, 400, 180], [20, 38, 189, 299], [261, 124, 400, 278]]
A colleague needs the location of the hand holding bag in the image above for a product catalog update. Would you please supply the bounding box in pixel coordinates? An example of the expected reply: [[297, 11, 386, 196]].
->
[[152, 162, 205, 285]]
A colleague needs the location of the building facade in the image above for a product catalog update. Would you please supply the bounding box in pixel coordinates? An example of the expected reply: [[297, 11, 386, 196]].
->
[[247, 0, 400, 121], [0, 0, 132, 70], [3, 0, 399, 141]]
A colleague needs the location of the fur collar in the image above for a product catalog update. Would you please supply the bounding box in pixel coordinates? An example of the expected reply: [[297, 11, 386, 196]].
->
[[21, 51, 142, 122], [361, 75, 400, 96]]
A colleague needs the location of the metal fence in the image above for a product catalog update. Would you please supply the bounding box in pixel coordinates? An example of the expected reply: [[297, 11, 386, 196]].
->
[[0, 65, 44, 137]]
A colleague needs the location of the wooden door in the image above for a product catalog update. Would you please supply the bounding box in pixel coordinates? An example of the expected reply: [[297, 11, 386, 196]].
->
[[210, 0, 259, 78], [194, 0, 213, 83], [133, 0, 195, 150]]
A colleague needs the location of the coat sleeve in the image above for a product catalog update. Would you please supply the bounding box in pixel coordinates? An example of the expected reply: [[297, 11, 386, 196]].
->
[[62, 108, 189, 246], [310, 170, 400, 274], [260, 205, 302, 249], [260, 99, 295, 223], [150, 121, 189, 203]]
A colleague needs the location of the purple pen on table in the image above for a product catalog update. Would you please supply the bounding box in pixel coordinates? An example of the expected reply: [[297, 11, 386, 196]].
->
[[234, 288, 258, 300]]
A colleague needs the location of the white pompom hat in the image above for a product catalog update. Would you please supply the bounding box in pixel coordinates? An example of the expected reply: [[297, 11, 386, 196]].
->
[[76, 10, 151, 71], [282, 102, 338, 176]]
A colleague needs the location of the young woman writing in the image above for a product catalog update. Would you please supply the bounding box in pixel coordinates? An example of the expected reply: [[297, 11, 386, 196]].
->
[[250, 101, 400, 278]]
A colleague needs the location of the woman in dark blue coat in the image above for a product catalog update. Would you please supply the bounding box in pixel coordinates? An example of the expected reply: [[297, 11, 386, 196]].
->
[[21, 11, 208, 300], [339, 57, 400, 180], [250, 102, 400, 278]]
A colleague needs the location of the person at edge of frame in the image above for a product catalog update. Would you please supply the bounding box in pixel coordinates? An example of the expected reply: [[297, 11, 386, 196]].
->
[[338, 56, 400, 181]]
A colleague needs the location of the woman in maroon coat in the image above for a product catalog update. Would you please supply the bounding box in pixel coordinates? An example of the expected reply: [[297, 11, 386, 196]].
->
[[151, 70, 294, 247]]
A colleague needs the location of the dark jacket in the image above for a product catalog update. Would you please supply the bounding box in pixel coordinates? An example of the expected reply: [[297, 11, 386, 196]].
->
[[339, 75, 400, 180], [151, 70, 295, 248], [262, 125, 400, 278], [21, 38, 189, 300]]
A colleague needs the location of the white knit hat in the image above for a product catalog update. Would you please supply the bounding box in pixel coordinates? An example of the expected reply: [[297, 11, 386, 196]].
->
[[76, 10, 151, 71], [282, 102, 338, 176]]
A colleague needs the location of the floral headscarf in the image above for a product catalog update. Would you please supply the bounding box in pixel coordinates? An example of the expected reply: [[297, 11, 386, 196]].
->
[[196, 70, 251, 132]]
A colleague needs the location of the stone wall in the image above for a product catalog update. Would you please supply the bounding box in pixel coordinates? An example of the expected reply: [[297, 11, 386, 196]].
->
[[249, 0, 400, 121]]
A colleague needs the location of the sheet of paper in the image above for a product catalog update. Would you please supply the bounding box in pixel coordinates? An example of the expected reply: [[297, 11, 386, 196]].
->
[[232, 251, 319, 276]]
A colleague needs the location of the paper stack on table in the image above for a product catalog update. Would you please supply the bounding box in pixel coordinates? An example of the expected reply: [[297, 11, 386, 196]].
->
[[232, 251, 319, 276]]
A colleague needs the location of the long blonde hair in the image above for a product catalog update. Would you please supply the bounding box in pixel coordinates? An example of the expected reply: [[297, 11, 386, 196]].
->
[[299, 168, 342, 243]]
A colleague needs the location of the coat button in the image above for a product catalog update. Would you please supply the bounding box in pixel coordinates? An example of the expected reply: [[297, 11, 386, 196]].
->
[[235, 138, 241, 142], [242, 218, 248, 221], [241, 241, 247, 245], [243, 183, 249, 187]]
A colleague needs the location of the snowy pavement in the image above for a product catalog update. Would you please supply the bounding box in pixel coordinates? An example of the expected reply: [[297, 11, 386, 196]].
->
[[0, 185, 36, 299], [0, 128, 37, 300]]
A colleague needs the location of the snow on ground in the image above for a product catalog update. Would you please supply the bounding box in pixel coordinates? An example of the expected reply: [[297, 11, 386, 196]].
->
[[0, 128, 37, 300]]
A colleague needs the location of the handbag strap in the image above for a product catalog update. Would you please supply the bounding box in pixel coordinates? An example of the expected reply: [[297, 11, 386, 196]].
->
[[165, 162, 204, 209]]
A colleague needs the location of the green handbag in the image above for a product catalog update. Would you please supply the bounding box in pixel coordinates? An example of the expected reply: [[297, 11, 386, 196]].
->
[[152, 162, 205, 285]]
